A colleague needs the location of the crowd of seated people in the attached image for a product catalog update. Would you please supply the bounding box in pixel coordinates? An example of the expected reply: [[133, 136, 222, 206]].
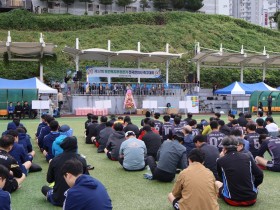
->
[[82, 110, 280, 209], [3, 109, 280, 209]]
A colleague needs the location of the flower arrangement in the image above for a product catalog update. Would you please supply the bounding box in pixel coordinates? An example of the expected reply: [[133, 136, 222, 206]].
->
[[124, 89, 136, 109]]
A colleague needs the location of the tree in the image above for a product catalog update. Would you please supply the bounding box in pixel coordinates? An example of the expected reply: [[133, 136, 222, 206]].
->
[[116, 0, 133, 12], [79, 0, 92, 15], [153, 0, 169, 11], [171, 0, 186, 10], [185, 0, 203, 12], [99, 0, 113, 12], [62, 0, 75, 13], [140, 0, 149, 11]]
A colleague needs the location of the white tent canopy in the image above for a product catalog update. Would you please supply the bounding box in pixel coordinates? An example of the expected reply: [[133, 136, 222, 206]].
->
[[63, 39, 182, 84]]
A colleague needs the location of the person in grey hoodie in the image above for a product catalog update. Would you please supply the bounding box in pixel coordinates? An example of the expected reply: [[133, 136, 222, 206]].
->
[[104, 123, 125, 161]]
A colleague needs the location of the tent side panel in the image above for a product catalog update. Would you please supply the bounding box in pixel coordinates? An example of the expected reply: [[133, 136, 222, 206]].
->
[[0, 89, 8, 109], [8, 89, 23, 105], [23, 89, 38, 106], [249, 91, 262, 112]]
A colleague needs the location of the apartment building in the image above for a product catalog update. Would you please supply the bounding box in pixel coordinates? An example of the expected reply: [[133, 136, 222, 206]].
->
[[199, 0, 230, 15]]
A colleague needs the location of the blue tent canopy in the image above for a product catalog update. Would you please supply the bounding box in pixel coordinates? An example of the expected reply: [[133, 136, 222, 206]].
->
[[0, 77, 57, 93], [215, 81, 278, 95]]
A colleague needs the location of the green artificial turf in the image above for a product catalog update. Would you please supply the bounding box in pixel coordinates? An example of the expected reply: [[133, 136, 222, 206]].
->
[[0, 114, 279, 210]]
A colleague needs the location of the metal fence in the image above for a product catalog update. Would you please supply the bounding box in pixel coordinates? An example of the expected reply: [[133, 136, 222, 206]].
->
[[65, 82, 199, 96]]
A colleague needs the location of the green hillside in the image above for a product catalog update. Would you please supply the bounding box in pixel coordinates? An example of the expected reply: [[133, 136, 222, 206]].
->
[[0, 10, 280, 87]]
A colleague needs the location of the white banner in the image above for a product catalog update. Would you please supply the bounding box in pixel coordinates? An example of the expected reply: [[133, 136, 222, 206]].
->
[[86, 67, 161, 79]]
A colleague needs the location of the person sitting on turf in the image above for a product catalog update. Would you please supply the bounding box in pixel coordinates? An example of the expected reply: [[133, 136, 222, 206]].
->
[[7, 130, 32, 176], [7, 130, 42, 173], [119, 131, 147, 171], [92, 116, 108, 147], [35, 114, 48, 139], [193, 134, 220, 180], [183, 112, 193, 124], [104, 123, 126, 161], [145, 131, 187, 182], [114, 116, 124, 125], [153, 112, 163, 133], [84, 113, 93, 130], [244, 123, 260, 158], [142, 125, 162, 159], [218, 120, 231, 136], [61, 159, 112, 210], [231, 119, 244, 135], [123, 116, 140, 138], [182, 125, 194, 155], [37, 115, 55, 151], [97, 121, 114, 153], [0, 164, 11, 209], [168, 149, 219, 210], [141, 111, 151, 126], [202, 117, 215, 135], [138, 119, 159, 140], [43, 120, 60, 162], [0, 135, 25, 193], [265, 116, 279, 134], [207, 121, 225, 152], [189, 119, 200, 137], [161, 115, 172, 142], [169, 116, 184, 137], [237, 112, 248, 128], [85, 115, 99, 144], [230, 129, 249, 152], [255, 134, 280, 172], [226, 113, 235, 128], [41, 136, 89, 207], [255, 118, 268, 135], [52, 124, 73, 157], [2, 118, 24, 136], [16, 127, 35, 158], [216, 136, 263, 207]]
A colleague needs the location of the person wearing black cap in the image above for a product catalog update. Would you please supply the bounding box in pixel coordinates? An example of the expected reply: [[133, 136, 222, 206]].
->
[[41, 136, 89, 207], [216, 136, 263, 207], [145, 131, 187, 182]]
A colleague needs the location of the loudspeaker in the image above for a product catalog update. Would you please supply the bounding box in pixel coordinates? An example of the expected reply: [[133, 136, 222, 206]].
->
[[77, 71, 82, 80], [207, 97, 214, 100]]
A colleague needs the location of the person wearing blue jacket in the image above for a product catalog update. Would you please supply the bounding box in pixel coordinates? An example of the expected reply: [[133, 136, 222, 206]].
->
[[62, 159, 112, 210], [43, 120, 60, 162], [16, 127, 35, 158], [37, 115, 54, 151], [7, 102, 15, 120], [52, 124, 73, 157]]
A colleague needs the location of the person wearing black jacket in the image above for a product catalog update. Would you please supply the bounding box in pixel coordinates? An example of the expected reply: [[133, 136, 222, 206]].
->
[[142, 125, 162, 159], [93, 116, 108, 147], [216, 136, 263, 207], [237, 113, 248, 128], [123, 116, 140, 137], [0, 135, 25, 193], [85, 115, 99, 144], [41, 136, 89, 207]]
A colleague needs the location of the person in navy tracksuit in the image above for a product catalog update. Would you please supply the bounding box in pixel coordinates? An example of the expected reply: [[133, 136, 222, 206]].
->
[[61, 159, 112, 210]]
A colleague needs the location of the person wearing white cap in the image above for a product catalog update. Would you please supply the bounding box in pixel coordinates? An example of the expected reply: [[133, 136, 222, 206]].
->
[[119, 131, 147, 171]]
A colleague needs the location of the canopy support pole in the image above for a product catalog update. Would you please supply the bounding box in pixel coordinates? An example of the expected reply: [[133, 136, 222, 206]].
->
[[166, 43, 169, 85], [75, 38, 79, 72], [138, 42, 141, 84], [196, 62, 200, 83], [263, 64, 266, 81], [39, 63, 44, 82], [240, 65, 244, 83]]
